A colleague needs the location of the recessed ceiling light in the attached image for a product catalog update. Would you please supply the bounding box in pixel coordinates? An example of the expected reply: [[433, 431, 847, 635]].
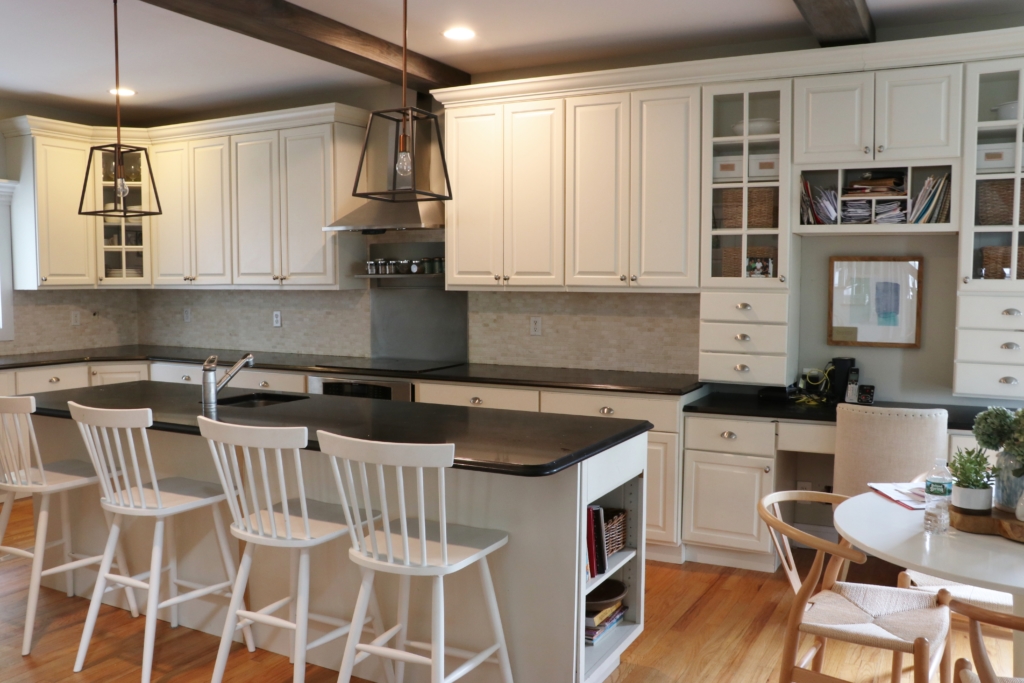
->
[[109, 88, 135, 96], [443, 27, 475, 41]]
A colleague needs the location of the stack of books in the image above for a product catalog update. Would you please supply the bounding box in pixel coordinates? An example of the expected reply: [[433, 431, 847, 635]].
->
[[908, 173, 951, 224], [585, 602, 627, 646], [843, 173, 906, 197]]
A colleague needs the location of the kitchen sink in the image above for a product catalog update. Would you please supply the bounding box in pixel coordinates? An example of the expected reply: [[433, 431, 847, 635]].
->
[[216, 393, 309, 408]]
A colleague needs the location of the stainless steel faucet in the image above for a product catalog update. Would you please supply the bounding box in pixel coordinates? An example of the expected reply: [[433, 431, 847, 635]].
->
[[202, 353, 255, 408]]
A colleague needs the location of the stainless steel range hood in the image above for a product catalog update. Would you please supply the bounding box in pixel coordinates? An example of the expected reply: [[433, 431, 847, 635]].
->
[[323, 199, 444, 235]]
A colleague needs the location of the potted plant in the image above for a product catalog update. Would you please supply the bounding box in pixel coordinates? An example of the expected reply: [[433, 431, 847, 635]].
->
[[973, 407, 1024, 511], [948, 447, 994, 515]]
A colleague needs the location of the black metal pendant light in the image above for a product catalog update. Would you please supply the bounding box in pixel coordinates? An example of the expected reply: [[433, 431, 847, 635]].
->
[[350, 0, 452, 203], [78, 0, 161, 220]]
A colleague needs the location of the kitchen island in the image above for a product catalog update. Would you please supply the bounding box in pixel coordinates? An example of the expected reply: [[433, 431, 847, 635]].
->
[[28, 382, 650, 683]]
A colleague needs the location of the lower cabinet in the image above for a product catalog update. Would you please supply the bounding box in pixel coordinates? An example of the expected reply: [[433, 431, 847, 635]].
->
[[149, 362, 221, 385], [416, 382, 540, 412], [16, 365, 91, 394], [90, 363, 150, 386], [645, 431, 681, 544], [682, 449, 775, 553], [231, 369, 306, 393]]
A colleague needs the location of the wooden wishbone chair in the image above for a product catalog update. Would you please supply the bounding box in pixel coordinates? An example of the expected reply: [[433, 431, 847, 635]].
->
[[947, 597, 1024, 683], [760, 490, 953, 683]]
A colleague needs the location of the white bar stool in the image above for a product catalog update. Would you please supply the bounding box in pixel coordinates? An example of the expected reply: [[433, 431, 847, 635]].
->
[[317, 430, 514, 683], [198, 417, 393, 683], [0, 395, 138, 656], [70, 402, 255, 683]]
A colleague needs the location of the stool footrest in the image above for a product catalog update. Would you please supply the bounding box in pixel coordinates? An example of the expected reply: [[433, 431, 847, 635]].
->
[[44, 539, 65, 551], [305, 624, 352, 652], [0, 545, 33, 560], [159, 580, 233, 609], [234, 595, 292, 631], [236, 609, 296, 631], [41, 553, 103, 576], [105, 572, 149, 591], [406, 640, 500, 665], [355, 643, 432, 667], [444, 643, 500, 683]]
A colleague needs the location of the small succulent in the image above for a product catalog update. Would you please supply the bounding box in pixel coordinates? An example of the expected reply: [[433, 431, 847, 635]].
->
[[948, 447, 994, 489]]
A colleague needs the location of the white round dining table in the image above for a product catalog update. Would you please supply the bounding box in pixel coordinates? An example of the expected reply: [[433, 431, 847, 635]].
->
[[834, 492, 1024, 676]]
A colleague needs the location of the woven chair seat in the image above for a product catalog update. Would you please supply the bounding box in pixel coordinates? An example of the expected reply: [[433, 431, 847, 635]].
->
[[905, 570, 1013, 614], [958, 670, 1024, 683]]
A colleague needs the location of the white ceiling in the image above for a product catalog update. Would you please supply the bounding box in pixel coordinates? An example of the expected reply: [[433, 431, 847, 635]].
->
[[0, 0, 1023, 126]]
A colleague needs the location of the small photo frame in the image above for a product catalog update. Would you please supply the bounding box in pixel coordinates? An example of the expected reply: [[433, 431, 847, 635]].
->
[[828, 256, 922, 348]]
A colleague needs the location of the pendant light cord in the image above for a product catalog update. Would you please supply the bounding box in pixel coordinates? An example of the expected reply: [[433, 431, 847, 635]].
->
[[113, 0, 123, 185], [402, 0, 407, 108]]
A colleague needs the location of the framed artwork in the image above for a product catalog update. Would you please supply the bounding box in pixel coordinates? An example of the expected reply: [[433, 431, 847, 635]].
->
[[828, 256, 923, 348]]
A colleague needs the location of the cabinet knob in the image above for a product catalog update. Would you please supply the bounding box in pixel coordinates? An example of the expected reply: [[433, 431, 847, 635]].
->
[[1002, 342, 1021, 350], [599, 406, 615, 416], [764, 465, 772, 474], [620, 275, 626, 281], [721, 431, 737, 440], [259, 381, 269, 388], [736, 302, 752, 310], [98, 277, 103, 282], [470, 397, 483, 405], [1000, 377, 1019, 385], [92, 371, 98, 376], [630, 275, 638, 282], [183, 277, 188, 281], [734, 364, 750, 373], [40, 277, 47, 282], [1003, 308, 1022, 316], [48, 377, 60, 384], [779, 275, 786, 283], [494, 275, 500, 281], [503, 275, 510, 281], [877, 145, 885, 153], [863, 146, 871, 154], [963, 276, 970, 284], [272, 275, 280, 281], [735, 333, 751, 342], [182, 375, 192, 382]]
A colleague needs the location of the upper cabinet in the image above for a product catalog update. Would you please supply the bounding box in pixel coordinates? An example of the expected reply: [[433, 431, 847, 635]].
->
[[794, 65, 962, 164]]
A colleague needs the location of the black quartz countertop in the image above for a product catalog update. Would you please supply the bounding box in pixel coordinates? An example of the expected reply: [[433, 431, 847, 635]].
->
[[32, 381, 653, 477], [683, 393, 989, 431], [0, 345, 702, 395]]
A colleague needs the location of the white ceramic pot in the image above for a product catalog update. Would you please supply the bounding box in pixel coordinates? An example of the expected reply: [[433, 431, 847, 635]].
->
[[951, 485, 993, 514], [992, 101, 1019, 121]]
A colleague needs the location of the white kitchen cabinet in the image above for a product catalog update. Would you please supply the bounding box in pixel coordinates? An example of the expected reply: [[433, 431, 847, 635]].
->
[[16, 365, 90, 394], [504, 99, 565, 287], [875, 65, 962, 160], [645, 431, 681, 545], [190, 137, 233, 285], [151, 141, 191, 285], [794, 73, 875, 164], [90, 363, 150, 385], [232, 130, 280, 286], [230, 369, 306, 393], [416, 381, 539, 412], [0, 372, 14, 396], [149, 362, 220, 385], [565, 93, 630, 287], [280, 124, 335, 286], [683, 448, 775, 553]]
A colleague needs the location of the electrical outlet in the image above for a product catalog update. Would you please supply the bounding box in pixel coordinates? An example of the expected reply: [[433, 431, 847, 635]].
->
[[183, 308, 191, 323], [70, 311, 80, 326], [273, 311, 282, 328], [530, 316, 542, 336]]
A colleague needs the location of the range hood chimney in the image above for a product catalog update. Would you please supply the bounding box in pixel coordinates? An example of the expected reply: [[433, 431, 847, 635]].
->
[[323, 200, 444, 235]]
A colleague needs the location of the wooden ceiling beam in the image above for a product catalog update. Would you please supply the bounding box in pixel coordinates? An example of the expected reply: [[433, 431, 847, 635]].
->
[[791, 0, 875, 47], [139, 0, 471, 92]]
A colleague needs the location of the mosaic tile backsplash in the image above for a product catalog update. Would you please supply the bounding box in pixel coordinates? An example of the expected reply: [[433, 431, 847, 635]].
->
[[1, 290, 138, 354]]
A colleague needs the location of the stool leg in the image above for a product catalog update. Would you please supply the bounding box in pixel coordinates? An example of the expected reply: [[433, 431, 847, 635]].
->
[[166, 515, 179, 628], [22, 493, 50, 656], [60, 491, 74, 597], [293, 547, 311, 683], [0, 491, 15, 548], [141, 517, 165, 683], [75, 513, 123, 672], [211, 542, 253, 683], [431, 575, 444, 683], [479, 557, 513, 683], [394, 574, 411, 683], [104, 509, 139, 618], [289, 547, 298, 663], [337, 568, 374, 683], [211, 503, 254, 651], [369, 587, 395, 683]]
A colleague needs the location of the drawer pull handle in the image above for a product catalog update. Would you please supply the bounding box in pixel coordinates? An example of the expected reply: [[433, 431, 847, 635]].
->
[[722, 431, 738, 440], [735, 333, 751, 342], [182, 375, 192, 382], [734, 364, 750, 373], [1002, 342, 1021, 350], [494, 275, 500, 281], [470, 397, 483, 405], [764, 465, 772, 474], [620, 275, 626, 281], [599, 407, 615, 416], [48, 377, 60, 384], [259, 381, 270, 388], [1003, 308, 1022, 316], [736, 302, 752, 310], [863, 146, 871, 154], [1000, 377, 1019, 385]]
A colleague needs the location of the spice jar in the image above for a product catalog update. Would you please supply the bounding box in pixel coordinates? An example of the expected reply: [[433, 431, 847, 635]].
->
[[365, 260, 377, 275], [396, 259, 411, 274], [410, 259, 423, 274]]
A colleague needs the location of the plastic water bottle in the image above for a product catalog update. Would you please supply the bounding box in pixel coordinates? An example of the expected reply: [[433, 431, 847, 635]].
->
[[924, 458, 953, 535]]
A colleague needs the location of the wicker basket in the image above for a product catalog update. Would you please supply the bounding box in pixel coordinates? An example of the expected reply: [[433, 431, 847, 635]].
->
[[981, 245, 1024, 279], [976, 179, 1015, 226], [717, 188, 743, 229], [718, 244, 778, 278], [603, 509, 627, 556], [748, 187, 779, 229]]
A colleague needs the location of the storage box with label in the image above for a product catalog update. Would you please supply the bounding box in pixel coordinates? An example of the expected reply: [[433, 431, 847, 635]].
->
[[977, 142, 1015, 173], [712, 155, 743, 182], [748, 154, 780, 180]]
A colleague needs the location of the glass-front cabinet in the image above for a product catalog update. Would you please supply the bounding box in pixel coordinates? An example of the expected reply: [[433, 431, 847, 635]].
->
[[700, 79, 791, 288], [961, 58, 1024, 290], [95, 146, 151, 286]]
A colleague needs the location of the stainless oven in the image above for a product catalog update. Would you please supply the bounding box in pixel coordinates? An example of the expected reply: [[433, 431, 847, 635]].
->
[[307, 375, 413, 401]]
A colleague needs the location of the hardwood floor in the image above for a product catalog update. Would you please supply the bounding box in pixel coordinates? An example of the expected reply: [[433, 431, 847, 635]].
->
[[0, 497, 1014, 682]]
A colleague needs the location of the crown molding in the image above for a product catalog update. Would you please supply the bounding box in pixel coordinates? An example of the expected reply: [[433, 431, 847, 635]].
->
[[432, 24, 1024, 106]]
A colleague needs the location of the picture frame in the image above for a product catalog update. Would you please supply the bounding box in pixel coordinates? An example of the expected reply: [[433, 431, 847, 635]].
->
[[828, 256, 922, 348]]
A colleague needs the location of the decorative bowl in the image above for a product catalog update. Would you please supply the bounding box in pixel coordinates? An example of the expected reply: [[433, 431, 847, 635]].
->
[[992, 101, 1019, 121], [732, 118, 780, 136]]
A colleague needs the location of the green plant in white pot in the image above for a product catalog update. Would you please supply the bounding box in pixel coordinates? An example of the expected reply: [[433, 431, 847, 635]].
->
[[948, 447, 994, 515], [972, 406, 1024, 511]]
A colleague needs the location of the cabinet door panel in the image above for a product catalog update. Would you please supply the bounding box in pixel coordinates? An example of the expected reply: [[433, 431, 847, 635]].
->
[[190, 137, 232, 285], [794, 73, 875, 164], [565, 93, 630, 287], [280, 124, 335, 286], [16, 365, 90, 394], [646, 431, 681, 545], [504, 99, 565, 287], [151, 142, 191, 285], [445, 105, 504, 287], [35, 138, 95, 285], [631, 86, 701, 288], [90, 363, 150, 385], [683, 449, 774, 553], [875, 65, 962, 160], [231, 131, 280, 285]]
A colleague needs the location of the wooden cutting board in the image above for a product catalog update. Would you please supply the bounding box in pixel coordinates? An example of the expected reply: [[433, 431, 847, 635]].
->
[[950, 506, 1024, 543]]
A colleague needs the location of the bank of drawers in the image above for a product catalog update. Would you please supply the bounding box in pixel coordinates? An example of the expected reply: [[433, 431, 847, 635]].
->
[[698, 291, 790, 386], [955, 294, 1024, 397], [16, 365, 91, 394], [684, 416, 776, 456]]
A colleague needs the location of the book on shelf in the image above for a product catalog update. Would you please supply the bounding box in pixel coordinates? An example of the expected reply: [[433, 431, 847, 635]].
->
[[908, 173, 950, 224], [585, 505, 628, 578], [585, 605, 628, 645], [586, 600, 623, 628], [586, 507, 597, 579], [590, 505, 608, 575]]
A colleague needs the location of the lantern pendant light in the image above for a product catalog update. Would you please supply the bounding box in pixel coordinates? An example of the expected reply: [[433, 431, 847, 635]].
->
[[349, 0, 452, 203], [78, 0, 161, 220]]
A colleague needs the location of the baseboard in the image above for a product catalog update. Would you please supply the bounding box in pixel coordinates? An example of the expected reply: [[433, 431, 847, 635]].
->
[[685, 544, 779, 573], [646, 541, 686, 564]]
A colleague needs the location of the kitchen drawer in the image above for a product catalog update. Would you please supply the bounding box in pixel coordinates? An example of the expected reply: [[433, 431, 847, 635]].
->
[[417, 382, 539, 412], [957, 295, 1024, 331], [149, 362, 225, 385], [776, 422, 836, 455], [700, 291, 789, 324], [231, 370, 306, 393], [956, 329, 1024, 365], [90, 363, 150, 386], [685, 416, 776, 456], [17, 365, 90, 394], [954, 362, 1024, 398], [540, 390, 679, 432], [699, 321, 788, 355], [699, 352, 789, 386], [0, 372, 14, 396]]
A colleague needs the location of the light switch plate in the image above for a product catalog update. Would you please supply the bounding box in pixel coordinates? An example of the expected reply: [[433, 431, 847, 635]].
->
[[273, 311, 282, 328], [70, 311, 80, 326], [530, 316, 542, 336]]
